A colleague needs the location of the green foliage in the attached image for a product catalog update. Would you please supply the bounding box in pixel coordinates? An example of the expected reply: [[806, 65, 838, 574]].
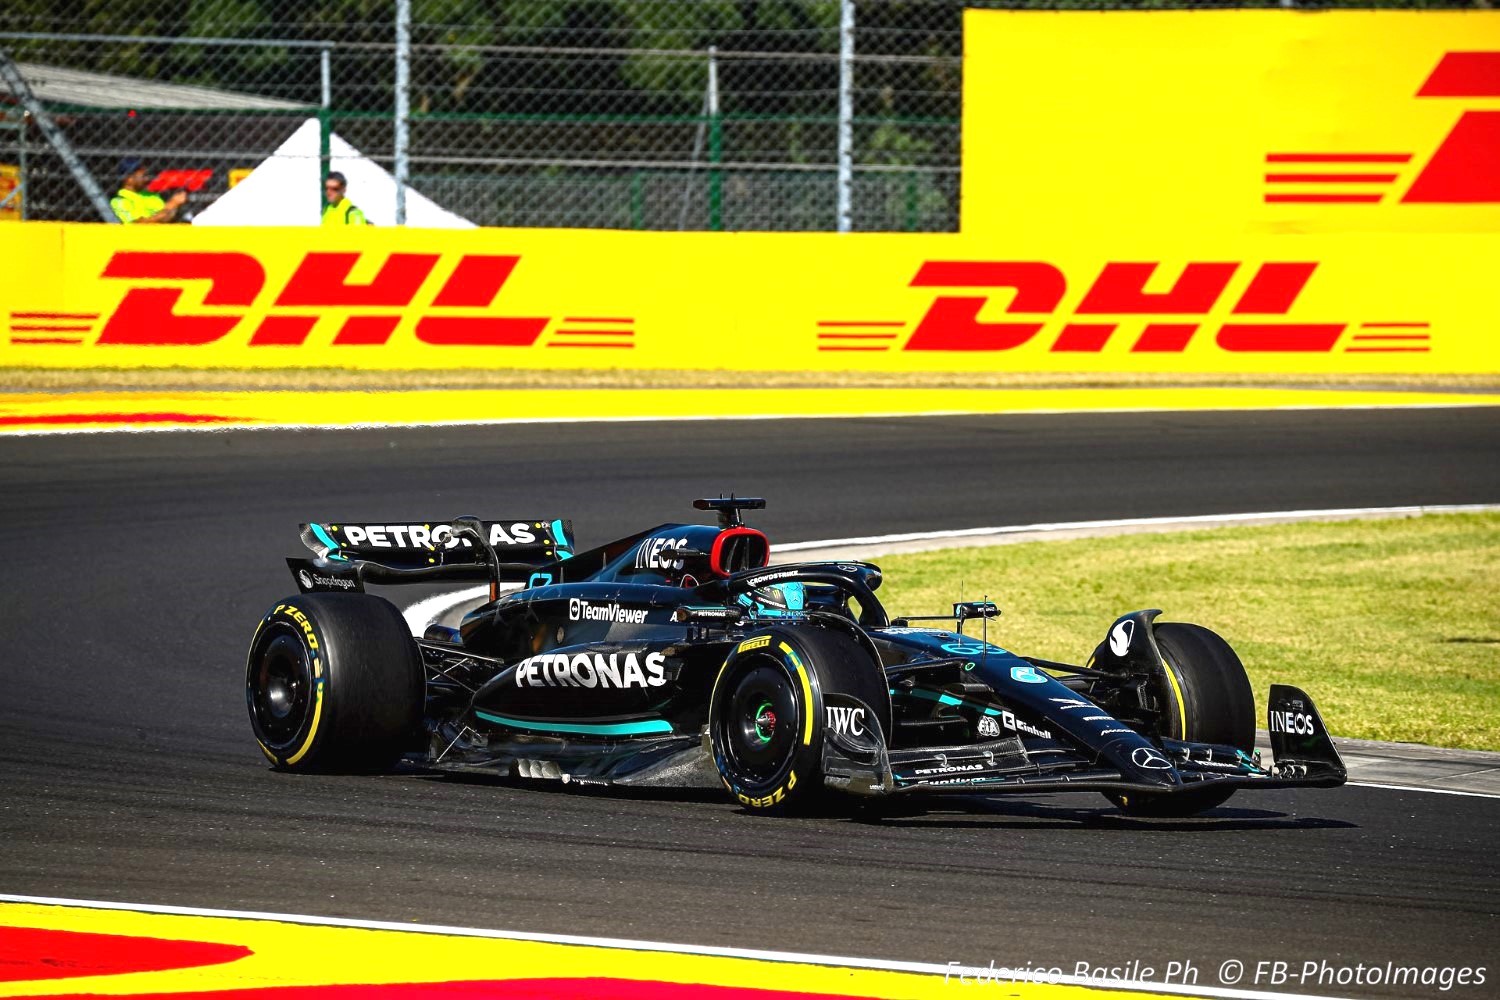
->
[[615, 0, 736, 107]]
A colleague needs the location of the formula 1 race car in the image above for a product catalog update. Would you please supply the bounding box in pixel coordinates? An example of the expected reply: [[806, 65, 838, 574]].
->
[[246, 498, 1346, 816]]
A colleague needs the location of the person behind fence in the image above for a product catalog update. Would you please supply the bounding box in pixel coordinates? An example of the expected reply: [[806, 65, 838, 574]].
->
[[110, 158, 186, 224], [321, 172, 368, 226]]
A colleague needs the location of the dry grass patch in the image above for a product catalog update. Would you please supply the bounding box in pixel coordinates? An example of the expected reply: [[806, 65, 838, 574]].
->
[[4, 367, 1498, 393]]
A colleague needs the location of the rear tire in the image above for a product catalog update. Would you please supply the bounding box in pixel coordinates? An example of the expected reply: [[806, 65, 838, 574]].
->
[[1110, 622, 1254, 817], [708, 626, 884, 813], [246, 593, 424, 772]]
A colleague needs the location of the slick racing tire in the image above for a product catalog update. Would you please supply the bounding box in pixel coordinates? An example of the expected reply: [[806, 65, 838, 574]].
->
[[708, 625, 885, 813], [246, 593, 424, 772], [1109, 622, 1255, 817]]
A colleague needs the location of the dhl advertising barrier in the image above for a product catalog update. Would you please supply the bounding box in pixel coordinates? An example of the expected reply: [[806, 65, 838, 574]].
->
[[1, 11, 1496, 375]]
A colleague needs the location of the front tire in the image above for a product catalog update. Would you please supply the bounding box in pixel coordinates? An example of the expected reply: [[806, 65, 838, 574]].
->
[[708, 626, 885, 812], [1111, 622, 1254, 817], [246, 593, 424, 772]]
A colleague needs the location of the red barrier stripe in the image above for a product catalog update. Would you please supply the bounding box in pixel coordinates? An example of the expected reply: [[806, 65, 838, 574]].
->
[[816, 333, 899, 340], [10, 325, 93, 332], [561, 317, 632, 324], [1266, 153, 1412, 163], [552, 329, 633, 337], [9, 312, 100, 320], [1360, 322, 1430, 328], [9, 337, 83, 345], [0, 926, 250, 982], [1344, 347, 1432, 353], [1265, 194, 1383, 203], [0, 412, 244, 426], [1265, 173, 1398, 184], [817, 346, 889, 352], [545, 342, 634, 349], [816, 321, 905, 328], [23, 977, 875, 999]]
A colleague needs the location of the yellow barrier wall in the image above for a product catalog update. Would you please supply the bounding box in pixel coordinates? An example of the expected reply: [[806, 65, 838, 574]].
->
[[2, 11, 1496, 374], [963, 11, 1500, 238]]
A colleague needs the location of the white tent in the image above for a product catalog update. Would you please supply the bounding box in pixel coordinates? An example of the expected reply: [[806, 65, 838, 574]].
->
[[193, 118, 473, 229]]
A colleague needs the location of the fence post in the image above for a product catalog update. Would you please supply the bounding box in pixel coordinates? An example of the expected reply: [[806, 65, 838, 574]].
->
[[836, 0, 855, 233], [394, 0, 411, 226], [708, 45, 722, 232], [318, 45, 332, 198], [16, 109, 25, 220]]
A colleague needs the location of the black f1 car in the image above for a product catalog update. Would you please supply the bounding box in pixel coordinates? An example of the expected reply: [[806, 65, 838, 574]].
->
[[246, 497, 1345, 816]]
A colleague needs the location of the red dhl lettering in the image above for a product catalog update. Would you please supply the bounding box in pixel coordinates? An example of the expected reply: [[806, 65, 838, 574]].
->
[[1266, 51, 1500, 205], [889, 260, 1353, 353], [1402, 52, 1500, 203], [55, 251, 1426, 357], [95, 251, 551, 348]]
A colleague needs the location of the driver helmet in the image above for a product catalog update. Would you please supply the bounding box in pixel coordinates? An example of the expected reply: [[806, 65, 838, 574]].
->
[[735, 581, 807, 618]]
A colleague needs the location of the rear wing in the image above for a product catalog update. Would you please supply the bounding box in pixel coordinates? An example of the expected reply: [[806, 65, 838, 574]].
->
[[289, 518, 574, 593]]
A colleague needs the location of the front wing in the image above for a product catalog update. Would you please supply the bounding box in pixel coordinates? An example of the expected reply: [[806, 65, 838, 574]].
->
[[822, 684, 1346, 798]]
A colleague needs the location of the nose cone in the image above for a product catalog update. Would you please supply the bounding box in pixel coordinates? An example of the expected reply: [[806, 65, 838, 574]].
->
[[1102, 737, 1183, 788]]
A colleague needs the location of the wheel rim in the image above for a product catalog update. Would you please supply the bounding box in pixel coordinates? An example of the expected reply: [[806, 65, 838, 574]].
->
[[248, 624, 314, 752], [721, 659, 799, 785]]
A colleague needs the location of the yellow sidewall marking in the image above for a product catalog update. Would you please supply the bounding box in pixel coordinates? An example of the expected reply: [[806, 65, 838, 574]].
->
[[780, 642, 816, 746], [283, 659, 324, 767], [1161, 658, 1189, 741]]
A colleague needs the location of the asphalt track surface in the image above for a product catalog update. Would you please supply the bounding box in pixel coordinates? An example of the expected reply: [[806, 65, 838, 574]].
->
[[3, 407, 1498, 998]]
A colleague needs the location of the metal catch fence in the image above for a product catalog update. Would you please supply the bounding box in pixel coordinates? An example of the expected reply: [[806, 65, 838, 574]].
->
[[0, 0, 1479, 231]]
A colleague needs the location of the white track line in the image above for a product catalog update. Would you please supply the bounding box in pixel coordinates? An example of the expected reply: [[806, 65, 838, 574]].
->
[[772, 504, 1500, 552], [0, 893, 1360, 1000], [4, 399, 1497, 437], [1347, 781, 1500, 800]]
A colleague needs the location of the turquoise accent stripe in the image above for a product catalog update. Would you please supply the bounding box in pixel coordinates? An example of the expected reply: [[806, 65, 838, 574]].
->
[[900, 686, 995, 713], [902, 687, 964, 708], [310, 523, 347, 561], [475, 710, 672, 737], [551, 519, 574, 559]]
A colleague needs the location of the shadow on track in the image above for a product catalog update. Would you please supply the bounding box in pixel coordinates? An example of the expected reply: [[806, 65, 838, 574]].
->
[[403, 767, 1356, 831], [846, 797, 1357, 832]]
